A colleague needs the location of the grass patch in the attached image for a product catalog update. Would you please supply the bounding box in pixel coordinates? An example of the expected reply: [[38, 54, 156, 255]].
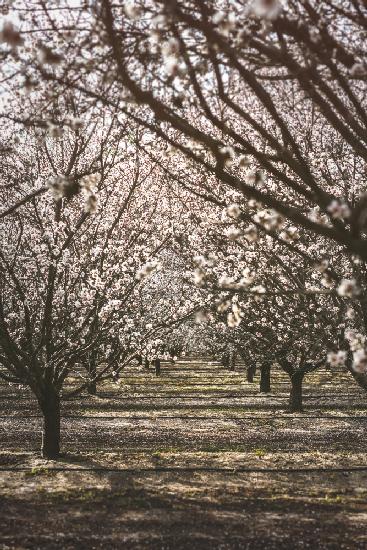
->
[[254, 448, 267, 458], [25, 466, 50, 477]]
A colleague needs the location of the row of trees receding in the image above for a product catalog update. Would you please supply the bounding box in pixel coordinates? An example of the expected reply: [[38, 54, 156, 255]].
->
[[0, 0, 367, 457]]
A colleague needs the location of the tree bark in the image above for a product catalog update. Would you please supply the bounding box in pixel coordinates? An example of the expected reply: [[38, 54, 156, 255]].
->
[[87, 350, 97, 395], [260, 364, 271, 393], [229, 351, 236, 371], [221, 353, 229, 368], [144, 357, 150, 370], [155, 358, 161, 377], [289, 373, 304, 412], [39, 387, 61, 459], [247, 365, 256, 383]]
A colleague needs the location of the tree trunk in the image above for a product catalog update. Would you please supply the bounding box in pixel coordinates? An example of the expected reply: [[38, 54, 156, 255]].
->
[[144, 358, 150, 370], [155, 358, 161, 377], [247, 365, 256, 383], [229, 351, 236, 371], [348, 367, 367, 391], [289, 373, 304, 412], [222, 353, 229, 368], [260, 364, 271, 393], [87, 350, 97, 395], [39, 388, 61, 459]]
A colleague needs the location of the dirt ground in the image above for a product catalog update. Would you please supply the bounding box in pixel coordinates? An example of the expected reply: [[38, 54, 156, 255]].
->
[[0, 359, 367, 549]]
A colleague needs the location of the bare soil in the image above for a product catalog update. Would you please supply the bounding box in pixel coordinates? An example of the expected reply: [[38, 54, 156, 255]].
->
[[0, 359, 366, 549]]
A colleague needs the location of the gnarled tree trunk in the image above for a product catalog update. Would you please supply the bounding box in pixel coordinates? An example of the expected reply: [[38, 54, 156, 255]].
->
[[279, 357, 321, 413], [39, 387, 61, 459]]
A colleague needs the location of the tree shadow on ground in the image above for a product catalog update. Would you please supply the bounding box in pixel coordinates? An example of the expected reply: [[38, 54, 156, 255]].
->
[[1, 463, 367, 549]]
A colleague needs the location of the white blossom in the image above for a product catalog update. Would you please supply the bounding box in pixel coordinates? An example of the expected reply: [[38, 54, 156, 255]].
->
[[47, 175, 70, 200], [252, 0, 282, 20], [327, 350, 347, 368], [217, 300, 231, 313], [337, 279, 360, 298], [352, 349, 367, 373], [345, 329, 366, 352], [195, 310, 210, 323], [308, 207, 323, 223], [315, 259, 329, 273], [212, 11, 236, 35], [226, 227, 243, 241], [245, 169, 257, 185], [164, 56, 179, 76], [266, 213, 284, 230], [136, 260, 161, 281], [238, 155, 251, 168], [226, 203, 241, 219], [350, 63, 366, 77], [243, 225, 258, 242], [251, 285, 266, 294], [327, 200, 351, 220], [124, 2, 141, 19], [81, 174, 100, 214], [346, 307, 355, 320], [220, 146, 235, 167], [218, 275, 236, 289], [280, 226, 300, 242], [227, 310, 241, 327], [193, 255, 206, 267], [85, 194, 98, 214], [47, 122, 63, 138], [68, 117, 84, 131], [321, 273, 334, 289], [238, 270, 255, 288], [81, 173, 100, 194], [193, 268, 206, 286], [162, 38, 180, 58]]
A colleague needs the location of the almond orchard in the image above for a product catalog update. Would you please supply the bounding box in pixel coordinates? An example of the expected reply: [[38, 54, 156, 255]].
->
[[0, 1, 367, 549]]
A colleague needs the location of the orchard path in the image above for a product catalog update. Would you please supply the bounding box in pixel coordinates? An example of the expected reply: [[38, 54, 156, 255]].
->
[[1, 358, 367, 549]]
